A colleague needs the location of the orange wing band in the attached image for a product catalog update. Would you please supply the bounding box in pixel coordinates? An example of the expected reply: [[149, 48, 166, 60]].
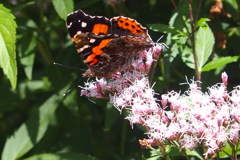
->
[[86, 39, 112, 65], [92, 24, 109, 34]]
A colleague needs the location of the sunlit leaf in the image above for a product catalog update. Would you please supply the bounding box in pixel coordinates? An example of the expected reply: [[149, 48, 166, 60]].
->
[[182, 45, 194, 69], [149, 24, 179, 34], [18, 32, 36, 80], [197, 18, 210, 28], [0, 4, 17, 89], [1, 94, 62, 160], [52, 0, 74, 20], [202, 56, 239, 72], [186, 149, 204, 160], [195, 25, 214, 71], [23, 153, 99, 160]]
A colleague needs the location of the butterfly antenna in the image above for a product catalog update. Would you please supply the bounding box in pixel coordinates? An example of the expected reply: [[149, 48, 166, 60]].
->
[[156, 35, 164, 43], [63, 78, 83, 96], [53, 62, 86, 72]]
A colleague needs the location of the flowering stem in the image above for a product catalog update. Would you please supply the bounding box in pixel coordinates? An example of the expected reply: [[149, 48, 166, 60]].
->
[[220, 149, 232, 159], [186, 0, 201, 87], [171, 0, 202, 87], [156, 145, 171, 160]]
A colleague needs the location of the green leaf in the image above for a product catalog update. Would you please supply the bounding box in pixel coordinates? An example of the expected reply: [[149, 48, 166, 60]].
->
[[148, 149, 162, 160], [11, 1, 35, 13], [148, 23, 179, 34], [103, 103, 120, 131], [52, 0, 74, 20], [195, 25, 215, 72], [197, 18, 210, 28], [18, 32, 36, 80], [202, 56, 239, 72], [0, 4, 17, 89], [149, 0, 157, 8], [145, 155, 161, 160], [182, 46, 195, 69], [1, 94, 62, 160], [23, 153, 99, 160], [186, 149, 204, 160]]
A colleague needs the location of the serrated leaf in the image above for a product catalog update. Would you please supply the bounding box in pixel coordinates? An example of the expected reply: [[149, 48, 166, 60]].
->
[[18, 32, 36, 79], [52, 0, 74, 20], [149, 23, 179, 34], [202, 56, 239, 72], [23, 153, 99, 160], [0, 5, 17, 89], [1, 94, 62, 160], [195, 25, 214, 72]]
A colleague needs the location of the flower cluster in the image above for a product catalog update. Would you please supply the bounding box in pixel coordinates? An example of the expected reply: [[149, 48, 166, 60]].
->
[[80, 43, 240, 159], [80, 43, 162, 100], [154, 76, 240, 158]]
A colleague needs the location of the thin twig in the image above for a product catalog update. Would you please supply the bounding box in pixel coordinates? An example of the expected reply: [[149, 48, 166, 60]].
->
[[170, 0, 191, 36], [186, 0, 201, 87], [195, 0, 203, 24]]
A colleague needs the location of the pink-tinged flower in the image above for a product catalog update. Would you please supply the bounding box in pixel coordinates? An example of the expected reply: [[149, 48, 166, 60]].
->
[[230, 86, 240, 106], [208, 84, 228, 105], [229, 123, 240, 144], [153, 43, 163, 60], [80, 45, 239, 160], [221, 72, 228, 86], [161, 94, 168, 108], [179, 135, 199, 151]]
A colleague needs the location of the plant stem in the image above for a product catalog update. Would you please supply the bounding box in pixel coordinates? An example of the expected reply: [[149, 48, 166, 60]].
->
[[171, 0, 202, 87], [195, 0, 203, 24], [170, 0, 191, 36], [186, 0, 201, 87], [120, 119, 127, 154]]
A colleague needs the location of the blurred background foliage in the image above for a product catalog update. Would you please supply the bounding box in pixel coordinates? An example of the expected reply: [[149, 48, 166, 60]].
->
[[0, 0, 239, 160]]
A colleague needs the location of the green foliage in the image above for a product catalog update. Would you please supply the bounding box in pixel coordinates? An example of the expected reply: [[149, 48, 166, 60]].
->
[[0, 4, 17, 89], [23, 153, 99, 160], [202, 56, 239, 72], [18, 32, 36, 79], [2, 92, 63, 160], [52, 0, 74, 20], [0, 0, 240, 160], [195, 25, 215, 72]]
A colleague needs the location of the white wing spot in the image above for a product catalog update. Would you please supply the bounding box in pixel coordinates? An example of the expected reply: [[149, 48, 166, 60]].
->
[[67, 22, 72, 28], [77, 47, 84, 53], [83, 45, 89, 49], [81, 22, 87, 28], [90, 39, 96, 43]]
